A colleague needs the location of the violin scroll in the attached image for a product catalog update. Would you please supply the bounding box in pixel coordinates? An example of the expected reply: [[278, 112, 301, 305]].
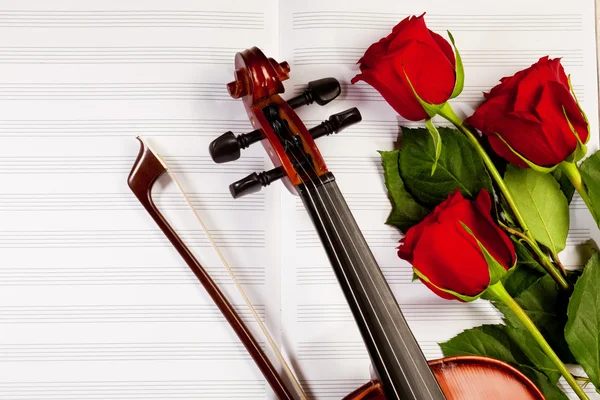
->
[[209, 78, 345, 164], [208, 47, 362, 198]]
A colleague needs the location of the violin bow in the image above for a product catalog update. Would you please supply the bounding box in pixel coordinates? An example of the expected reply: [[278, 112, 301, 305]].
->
[[127, 136, 306, 400]]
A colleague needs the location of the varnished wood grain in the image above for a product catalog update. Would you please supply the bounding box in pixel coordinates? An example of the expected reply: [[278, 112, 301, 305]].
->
[[344, 356, 544, 399]]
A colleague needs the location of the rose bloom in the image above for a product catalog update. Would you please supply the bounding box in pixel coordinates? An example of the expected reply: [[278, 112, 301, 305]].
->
[[466, 57, 588, 168], [398, 189, 516, 301], [351, 14, 457, 121]]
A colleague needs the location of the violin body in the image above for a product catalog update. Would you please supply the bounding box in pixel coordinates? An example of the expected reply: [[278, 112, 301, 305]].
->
[[346, 356, 544, 400]]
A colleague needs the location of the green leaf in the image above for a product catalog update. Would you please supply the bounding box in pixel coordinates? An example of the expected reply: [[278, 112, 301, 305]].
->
[[551, 167, 575, 204], [379, 150, 430, 233], [447, 31, 464, 99], [580, 150, 600, 224], [425, 119, 442, 175], [504, 326, 560, 383], [493, 272, 575, 363], [399, 127, 493, 208], [518, 366, 570, 400], [440, 324, 567, 399], [565, 253, 600, 391], [440, 324, 521, 363], [504, 165, 569, 255], [501, 240, 546, 294]]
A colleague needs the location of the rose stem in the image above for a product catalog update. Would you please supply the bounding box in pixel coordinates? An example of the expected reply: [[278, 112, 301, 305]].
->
[[559, 161, 595, 215], [438, 103, 570, 290], [487, 282, 590, 400], [500, 222, 568, 279]]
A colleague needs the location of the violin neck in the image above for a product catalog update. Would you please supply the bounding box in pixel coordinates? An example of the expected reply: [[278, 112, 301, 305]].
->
[[298, 173, 446, 400]]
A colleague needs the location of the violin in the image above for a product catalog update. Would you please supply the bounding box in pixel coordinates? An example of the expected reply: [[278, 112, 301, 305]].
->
[[128, 46, 545, 400], [207, 47, 545, 400]]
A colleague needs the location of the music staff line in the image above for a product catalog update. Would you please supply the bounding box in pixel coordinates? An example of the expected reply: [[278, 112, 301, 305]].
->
[[0, 229, 265, 248], [296, 302, 502, 323], [297, 340, 442, 361], [296, 228, 591, 248], [0, 47, 240, 64], [0, 155, 381, 175], [0, 380, 266, 400], [0, 341, 263, 362], [293, 83, 586, 104], [0, 155, 264, 174], [0, 265, 266, 286], [293, 47, 584, 68], [297, 264, 413, 286], [0, 304, 266, 324], [0, 47, 583, 68], [0, 119, 253, 137], [0, 83, 235, 101], [301, 379, 375, 400], [0, 82, 584, 108], [0, 118, 436, 139], [0, 340, 442, 363], [0, 192, 265, 212], [0, 10, 265, 29], [292, 12, 583, 31], [0, 189, 586, 217]]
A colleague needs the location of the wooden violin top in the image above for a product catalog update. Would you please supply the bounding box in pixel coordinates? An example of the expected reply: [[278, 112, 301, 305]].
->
[[344, 356, 545, 400]]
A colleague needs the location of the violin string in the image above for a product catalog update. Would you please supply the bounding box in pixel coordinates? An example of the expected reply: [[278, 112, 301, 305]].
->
[[325, 178, 435, 398], [287, 116, 434, 398], [142, 137, 308, 400], [286, 149, 404, 400]]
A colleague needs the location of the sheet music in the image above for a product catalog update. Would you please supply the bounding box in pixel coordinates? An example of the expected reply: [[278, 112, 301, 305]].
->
[[0, 1, 283, 399], [0, 0, 598, 399], [278, 0, 600, 398]]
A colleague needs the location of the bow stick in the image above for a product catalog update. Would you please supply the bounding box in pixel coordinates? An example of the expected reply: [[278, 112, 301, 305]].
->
[[128, 136, 306, 400]]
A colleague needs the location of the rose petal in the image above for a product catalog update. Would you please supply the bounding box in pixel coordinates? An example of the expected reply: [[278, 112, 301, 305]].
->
[[487, 135, 530, 168], [559, 82, 589, 144], [468, 94, 555, 166], [401, 41, 455, 105], [430, 30, 455, 67], [398, 211, 438, 263], [513, 68, 545, 115], [445, 192, 512, 272], [413, 220, 490, 297], [352, 66, 428, 121], [356, 38, 389, 69], [534, 82, 580, 163], [513, 57, 570, 116], [485, 68, 529, 99], [547, 57, 570, 90], [387, 14, 440, 52]]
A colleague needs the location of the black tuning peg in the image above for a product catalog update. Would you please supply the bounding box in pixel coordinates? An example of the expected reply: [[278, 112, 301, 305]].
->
[[209, 129, 263, 163], [287, 78, 341, 109], [229, 167, 285, 199], [309, 107, 362, 139]]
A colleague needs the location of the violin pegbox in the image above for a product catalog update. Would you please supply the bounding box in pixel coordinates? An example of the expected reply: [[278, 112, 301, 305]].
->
[[208, 47, 362, 198]]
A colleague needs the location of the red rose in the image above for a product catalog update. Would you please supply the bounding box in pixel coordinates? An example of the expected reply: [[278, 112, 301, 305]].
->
[[351, 14, 457, 121], [466, 57, 588, 168], [398, 189, 515, 301]]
